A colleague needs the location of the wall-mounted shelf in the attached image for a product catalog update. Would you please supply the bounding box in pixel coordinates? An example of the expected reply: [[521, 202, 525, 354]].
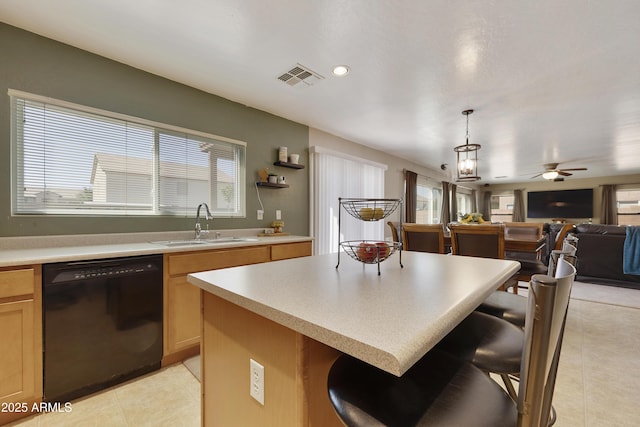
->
[[274, 161, 305, 169], [256, 182, 290, 188]]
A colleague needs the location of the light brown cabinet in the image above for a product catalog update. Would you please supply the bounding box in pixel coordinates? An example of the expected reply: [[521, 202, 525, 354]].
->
[[163, 241, 312, 364], [0, 266, 42, 425], [271, 241, 313, 260]]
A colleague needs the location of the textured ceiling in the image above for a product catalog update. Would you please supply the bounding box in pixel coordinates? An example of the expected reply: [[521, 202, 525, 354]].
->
[[2, 0, 640, 183]]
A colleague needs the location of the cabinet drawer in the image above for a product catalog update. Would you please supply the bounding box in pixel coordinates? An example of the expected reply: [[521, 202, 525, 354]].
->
[[0, 269, 35, 299], [271, 241, 312, 261], [168, 246, 271, 275]]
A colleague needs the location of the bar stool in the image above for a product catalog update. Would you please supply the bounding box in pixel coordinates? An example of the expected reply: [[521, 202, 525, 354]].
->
[[327, 261, 577, 427], [477, 252, 577, 328]]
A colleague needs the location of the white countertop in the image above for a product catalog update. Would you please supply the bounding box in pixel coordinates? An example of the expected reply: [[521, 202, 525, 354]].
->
[[188, 251, 520, 376], [0, 230, 312, 267]]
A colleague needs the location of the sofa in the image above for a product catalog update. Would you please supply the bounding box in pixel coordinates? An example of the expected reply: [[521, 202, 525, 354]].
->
[[570, 224, 640, 289]]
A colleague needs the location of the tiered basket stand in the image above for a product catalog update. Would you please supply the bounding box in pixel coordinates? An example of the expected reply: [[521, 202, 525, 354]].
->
[[335, 197, 403, 275]]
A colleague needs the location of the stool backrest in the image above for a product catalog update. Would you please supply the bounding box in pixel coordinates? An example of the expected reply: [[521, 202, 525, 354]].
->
[[518, 258, 576, 427]]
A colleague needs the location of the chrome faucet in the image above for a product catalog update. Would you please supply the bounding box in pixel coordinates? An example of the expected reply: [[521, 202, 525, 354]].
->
[[195, 202, 213, 240]]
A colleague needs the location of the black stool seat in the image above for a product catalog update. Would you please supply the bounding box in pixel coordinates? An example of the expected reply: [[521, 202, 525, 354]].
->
[[435, 311, 523, 374], [477, 291, 527, 327], [516, 259, 548, 282], [328, 350, 517, 427]]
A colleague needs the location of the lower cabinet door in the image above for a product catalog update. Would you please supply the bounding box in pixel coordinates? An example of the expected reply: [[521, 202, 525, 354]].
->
[[0, 299, 37, 406], [165, 276, 201, 355]]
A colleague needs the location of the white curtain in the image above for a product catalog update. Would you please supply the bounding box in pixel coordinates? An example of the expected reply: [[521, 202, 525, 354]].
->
[[310, 146, 387, 255]]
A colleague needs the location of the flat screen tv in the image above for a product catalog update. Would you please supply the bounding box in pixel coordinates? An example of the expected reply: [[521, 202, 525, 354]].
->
[[527, 189, 593, 219]]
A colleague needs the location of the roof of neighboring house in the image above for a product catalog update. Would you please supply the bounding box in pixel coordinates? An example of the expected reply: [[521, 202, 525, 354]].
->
[[90, 153, 233, 184]]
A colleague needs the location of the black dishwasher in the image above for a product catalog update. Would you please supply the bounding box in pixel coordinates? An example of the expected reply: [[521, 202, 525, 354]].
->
[[43, 254, 163, 403]]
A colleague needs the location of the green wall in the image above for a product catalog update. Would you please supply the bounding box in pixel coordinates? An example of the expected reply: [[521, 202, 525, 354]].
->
[[0, 23, 309, 237]]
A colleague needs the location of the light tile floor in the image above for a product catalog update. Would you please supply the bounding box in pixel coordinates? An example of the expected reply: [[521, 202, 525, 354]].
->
[[7, 281, 640, 427], [8, 364, 201, 427]]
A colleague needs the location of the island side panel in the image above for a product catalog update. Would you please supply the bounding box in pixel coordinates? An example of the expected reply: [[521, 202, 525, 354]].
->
[[301, 336, 343, 427], [201, 291, 342, 426], [201, 292, 298, 426]]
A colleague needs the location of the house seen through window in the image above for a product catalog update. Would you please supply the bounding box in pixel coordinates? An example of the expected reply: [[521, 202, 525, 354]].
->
[[491, 193, 514, 222], [617, 188, 640, 226], [11, 91, 246, 217]]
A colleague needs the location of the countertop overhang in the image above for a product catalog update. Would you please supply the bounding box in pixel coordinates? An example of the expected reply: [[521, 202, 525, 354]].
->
[[188, 252, 520, 376]]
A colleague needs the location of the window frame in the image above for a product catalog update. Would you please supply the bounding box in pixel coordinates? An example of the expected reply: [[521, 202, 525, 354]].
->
[[490, 192, 514, 222], [455, 186, 474, 217], [415, 175, 442, 224], [10, 89, 247, 218], [616, 186, 640, 226]]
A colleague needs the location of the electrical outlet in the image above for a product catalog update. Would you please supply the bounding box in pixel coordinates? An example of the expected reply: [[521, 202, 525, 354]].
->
[[257, 210, 264, 220], [276, 210, 281, 220], [250, 358, 264, 405]]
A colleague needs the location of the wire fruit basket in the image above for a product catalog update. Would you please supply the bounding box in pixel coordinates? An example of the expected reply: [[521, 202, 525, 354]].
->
[[340, 199, 402, 221], [340, 240, 401, 264]]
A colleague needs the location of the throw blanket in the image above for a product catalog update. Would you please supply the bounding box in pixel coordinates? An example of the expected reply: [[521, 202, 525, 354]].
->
[[623, 226, 640, 275]]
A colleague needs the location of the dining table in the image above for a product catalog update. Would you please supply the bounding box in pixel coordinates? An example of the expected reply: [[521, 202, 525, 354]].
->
[[188, 251, 520, 426]]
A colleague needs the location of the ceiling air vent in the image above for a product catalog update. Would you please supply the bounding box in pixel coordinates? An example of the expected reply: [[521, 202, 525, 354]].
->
[[277, 64, 324, 87]]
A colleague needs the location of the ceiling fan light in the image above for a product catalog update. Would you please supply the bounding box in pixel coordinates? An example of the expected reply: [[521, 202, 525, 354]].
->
[[542, 171, 559, 180]]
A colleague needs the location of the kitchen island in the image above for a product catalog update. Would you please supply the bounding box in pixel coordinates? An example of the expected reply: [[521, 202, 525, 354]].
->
[[188, 251, 520, 426]]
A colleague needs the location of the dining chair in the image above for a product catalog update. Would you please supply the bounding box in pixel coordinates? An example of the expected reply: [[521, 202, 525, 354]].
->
[[553, 223, 575, 250], [449, 223, 518, 290], [449, 223, 505, 259], [387, 221, 401, 244], [504, 222, 544, 261], [401, 223, 446, 254], [327, 259, 577, 427]]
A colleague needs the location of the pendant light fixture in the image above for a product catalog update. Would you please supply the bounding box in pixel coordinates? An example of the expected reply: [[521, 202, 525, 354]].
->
[[454, 109, 481, 182]]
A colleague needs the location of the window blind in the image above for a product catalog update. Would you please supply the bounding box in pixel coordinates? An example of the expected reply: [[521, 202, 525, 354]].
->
[[310, 146, 386, 255], [10, 90, 246, 217]]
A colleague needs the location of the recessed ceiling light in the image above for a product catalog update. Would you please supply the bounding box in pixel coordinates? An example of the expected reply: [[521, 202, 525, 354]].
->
[[332, 65, 350, 76]]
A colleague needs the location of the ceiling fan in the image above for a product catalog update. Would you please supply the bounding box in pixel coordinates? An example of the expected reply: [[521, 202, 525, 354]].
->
[[531, 162, 588, 180]]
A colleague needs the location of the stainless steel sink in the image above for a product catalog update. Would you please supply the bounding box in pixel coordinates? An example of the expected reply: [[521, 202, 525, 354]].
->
[[209, 237, 258, 243], [152, 237, 258, 247], [152, 240, 209, 247]]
